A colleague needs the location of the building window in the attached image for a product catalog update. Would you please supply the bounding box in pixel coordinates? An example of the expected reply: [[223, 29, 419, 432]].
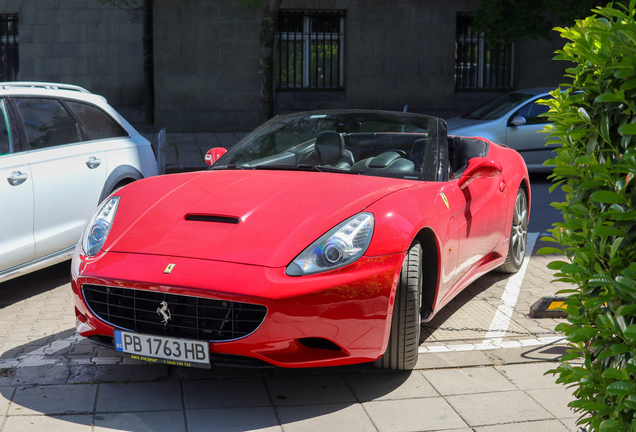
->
[[276, 10, 344, 90], [0, 15, 18, 81], [455, 14, 513, 91]]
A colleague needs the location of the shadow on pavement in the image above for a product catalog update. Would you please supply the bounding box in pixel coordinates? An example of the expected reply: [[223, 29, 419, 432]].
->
[[0, 261, 71, 308], [0, 328, 411, 431], [422, 270, 511, 341]]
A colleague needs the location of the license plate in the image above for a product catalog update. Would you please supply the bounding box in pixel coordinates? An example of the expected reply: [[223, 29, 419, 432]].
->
[[114, 330, 210, 368]]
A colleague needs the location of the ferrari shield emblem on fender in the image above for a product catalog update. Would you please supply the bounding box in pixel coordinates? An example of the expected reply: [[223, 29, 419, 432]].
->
[[440, 193, 450, 209], [164, 263, 176, 274]]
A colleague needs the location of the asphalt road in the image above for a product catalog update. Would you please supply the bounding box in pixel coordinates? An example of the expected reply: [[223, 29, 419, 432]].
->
[[528, 173, 567, 235]]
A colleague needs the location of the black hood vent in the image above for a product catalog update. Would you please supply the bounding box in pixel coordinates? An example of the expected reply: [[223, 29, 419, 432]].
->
[[185, 214, 240, 224]]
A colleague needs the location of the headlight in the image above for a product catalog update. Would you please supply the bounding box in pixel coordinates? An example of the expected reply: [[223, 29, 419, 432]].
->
[[82, 197, 120, 256], [286, 212, 374, 276]]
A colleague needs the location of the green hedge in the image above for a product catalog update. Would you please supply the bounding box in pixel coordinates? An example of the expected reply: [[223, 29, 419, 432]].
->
[[539, 2, 636, 431]]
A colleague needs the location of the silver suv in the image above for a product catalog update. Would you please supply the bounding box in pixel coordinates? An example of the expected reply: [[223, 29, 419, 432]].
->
[[0, 82, 158, 282]]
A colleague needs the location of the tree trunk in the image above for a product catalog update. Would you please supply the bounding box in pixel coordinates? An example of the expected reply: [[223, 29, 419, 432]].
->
[[258, 0, 282, 125]]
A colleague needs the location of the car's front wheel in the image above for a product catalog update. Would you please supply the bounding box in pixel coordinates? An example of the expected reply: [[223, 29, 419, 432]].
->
[[497, 188, 528, 273], [373, 241, 422, 370]]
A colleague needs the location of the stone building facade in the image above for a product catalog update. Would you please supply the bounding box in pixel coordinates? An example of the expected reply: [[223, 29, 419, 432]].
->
[[2, 0, 567, 132]]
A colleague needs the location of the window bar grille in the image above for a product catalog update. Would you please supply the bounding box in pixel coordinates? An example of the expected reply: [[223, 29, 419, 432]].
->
[[276, 11, 343, 90], [0, 15, 18, 82]]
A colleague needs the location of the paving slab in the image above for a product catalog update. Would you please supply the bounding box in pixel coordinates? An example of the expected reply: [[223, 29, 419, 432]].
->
[[93, 410, 187, 432], [560, 416, 588, 432], [422, 366, 517, 396], [363, 397, 468, 431], [1, 414, 93, 432], [446, 390, 553, 427], [13, 364, 70, 386], [527, 387, 577, 419], [187, 406, 282, 432], [92, 363, 169, 383], [473, 419, 570, 431], [8, 384, 96, 416], [183, 377, 271, 409], [96, 381, 182, 413], [343, 370, 438, 401], [0, 386, 13, 415], [495, 362, 562, 390], [276, 403, 376, 432], [264, 374, 356, 406], [418, 349, 494, 368]]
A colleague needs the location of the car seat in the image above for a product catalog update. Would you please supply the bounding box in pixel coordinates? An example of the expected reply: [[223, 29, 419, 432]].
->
[[314, 131, 355, 169]]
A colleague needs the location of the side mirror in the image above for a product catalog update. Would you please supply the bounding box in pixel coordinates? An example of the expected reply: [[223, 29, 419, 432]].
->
[[458, 157, 502, 190], [509, 115, 527, 126], [205, 147, 227, 166]]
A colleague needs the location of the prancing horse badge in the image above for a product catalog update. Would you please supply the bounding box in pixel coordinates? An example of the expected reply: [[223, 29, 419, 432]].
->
[[164, 264, 176, 274]]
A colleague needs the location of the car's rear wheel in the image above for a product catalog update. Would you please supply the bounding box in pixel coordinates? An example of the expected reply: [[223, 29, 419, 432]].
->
[[497, 188, 528, 273], [373, 241, 422, 370]]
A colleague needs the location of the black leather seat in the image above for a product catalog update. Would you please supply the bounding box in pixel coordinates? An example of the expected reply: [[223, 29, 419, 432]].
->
[[314, 131, 355, 169], [410, 138, 438, 181], [351, 151, 415, 176]]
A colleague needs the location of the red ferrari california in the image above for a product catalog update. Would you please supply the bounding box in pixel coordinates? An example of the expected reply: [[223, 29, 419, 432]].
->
[[71, 110, 529, 370]]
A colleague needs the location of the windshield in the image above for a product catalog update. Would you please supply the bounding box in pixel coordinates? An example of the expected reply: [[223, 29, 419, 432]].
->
[[462, 92, 536, 120], [213, 110, 442, 181]]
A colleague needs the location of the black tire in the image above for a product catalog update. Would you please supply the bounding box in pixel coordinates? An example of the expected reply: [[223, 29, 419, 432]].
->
[[373, 241, 422, 370], [497, 188, 529, 273]]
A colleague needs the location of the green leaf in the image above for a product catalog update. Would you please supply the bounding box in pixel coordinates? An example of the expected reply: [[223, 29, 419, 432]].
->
[[620, 77, 636, 91], [601, 114, 611, 143], [620, 123, 636, 135], [547, 260, 569, 270], [569, 327, 598, 342], [610, 237, 624, 259], [580, 179, 605, 189], [606, 381, 635, 399], [603, 367, 628, 379], [590, 190, 628, 204], [600, 418, 630, 431], [595, 92, 625, 103], [624, 324, 636, 340], [537, 247, 565, 256]]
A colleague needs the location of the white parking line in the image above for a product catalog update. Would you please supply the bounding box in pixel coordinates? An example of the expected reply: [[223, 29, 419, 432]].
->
[[418, 232, 558, 354], [419, 336, 565, 353], [483, 232, 539, 343]]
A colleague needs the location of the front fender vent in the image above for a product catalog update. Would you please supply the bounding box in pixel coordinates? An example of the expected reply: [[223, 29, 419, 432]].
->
[[185, 214, 240, 224]]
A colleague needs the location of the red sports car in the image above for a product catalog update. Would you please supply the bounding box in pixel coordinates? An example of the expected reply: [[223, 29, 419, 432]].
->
[[71, 110, 530, 370]]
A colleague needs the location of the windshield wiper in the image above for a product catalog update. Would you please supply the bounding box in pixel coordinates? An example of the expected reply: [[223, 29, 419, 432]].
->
[[210, 164, 254, 170], [254, 164, 359, 174]]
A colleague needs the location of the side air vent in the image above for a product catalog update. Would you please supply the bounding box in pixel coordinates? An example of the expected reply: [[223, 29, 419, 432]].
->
[[185, 214, 240, 224]]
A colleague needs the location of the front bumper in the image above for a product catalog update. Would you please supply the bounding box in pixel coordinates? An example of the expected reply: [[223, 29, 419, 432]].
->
[[71, 248, 404, 368]]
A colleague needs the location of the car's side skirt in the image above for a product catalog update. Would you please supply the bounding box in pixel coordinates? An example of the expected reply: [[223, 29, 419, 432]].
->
[[0, 245, 75, 283]]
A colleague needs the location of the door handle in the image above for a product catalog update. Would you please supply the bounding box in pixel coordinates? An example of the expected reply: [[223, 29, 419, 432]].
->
[[86, 156, 101, 169], [7, 170, 28, 186]]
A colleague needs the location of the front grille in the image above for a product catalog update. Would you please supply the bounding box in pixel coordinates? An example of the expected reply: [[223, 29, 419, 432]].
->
[[82, 284, 267, 342]]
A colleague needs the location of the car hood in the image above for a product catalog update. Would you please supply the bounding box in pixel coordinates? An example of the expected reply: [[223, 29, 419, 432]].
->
[[106, 169, 415, 268]]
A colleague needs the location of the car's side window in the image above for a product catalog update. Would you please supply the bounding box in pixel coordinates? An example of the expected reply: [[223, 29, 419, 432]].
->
[[0, 99, 12, 155], [65, 101, 129, 140], [513, 97, 552, 125], [14, 98, 82, 150]]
